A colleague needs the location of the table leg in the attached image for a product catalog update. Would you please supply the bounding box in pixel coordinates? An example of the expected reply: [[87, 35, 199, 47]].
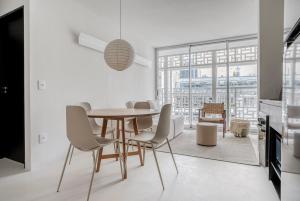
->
[[115, 120, 120, 161], [121, 119, 127, 179], [133, 118, 143, 166], [96, 118, 108, 172]]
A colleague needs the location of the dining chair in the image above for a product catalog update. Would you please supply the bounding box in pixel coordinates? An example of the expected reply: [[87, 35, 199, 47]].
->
[[80, 102, 115, 136], [126, 104, 178, 189], [68, 102, 116, 164], [127, 101, 153, 131], [125, 101, 153, 152], [125, 101, 134, 109], [57, 106, 123, 201]]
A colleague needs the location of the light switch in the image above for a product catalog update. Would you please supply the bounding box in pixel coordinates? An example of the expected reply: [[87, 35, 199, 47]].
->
[[38, 80, 46, 90], [38, 133, 48, 144]]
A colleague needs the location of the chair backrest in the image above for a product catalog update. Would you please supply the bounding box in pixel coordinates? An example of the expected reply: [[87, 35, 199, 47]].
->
[[66, 106, 99, 151], [151, 104, 172, 144], [80, 102, 92, 111], [203, 103, 224, 115], [287, 105, 300, 119], [80, 102, 99, 130], [147, 100, 158, 110], [134, 101, 153, 130], [125, 101, 134, 109]]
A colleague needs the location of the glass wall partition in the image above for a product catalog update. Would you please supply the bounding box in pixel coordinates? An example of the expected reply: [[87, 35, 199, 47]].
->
[[156, 37, 258, 127]]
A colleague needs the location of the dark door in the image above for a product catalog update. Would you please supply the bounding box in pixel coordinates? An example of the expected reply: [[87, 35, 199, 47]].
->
[[0, 7, 25, 165]]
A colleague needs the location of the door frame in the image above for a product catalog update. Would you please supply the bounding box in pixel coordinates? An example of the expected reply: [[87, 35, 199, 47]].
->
[[0, 4, 31, 170]]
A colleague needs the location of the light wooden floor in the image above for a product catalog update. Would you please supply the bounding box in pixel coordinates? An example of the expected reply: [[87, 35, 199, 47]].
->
[[0, 148, 279, 201]]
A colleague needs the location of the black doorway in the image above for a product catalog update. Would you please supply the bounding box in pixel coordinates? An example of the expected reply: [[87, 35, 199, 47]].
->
[[0, 7, 25, 166]]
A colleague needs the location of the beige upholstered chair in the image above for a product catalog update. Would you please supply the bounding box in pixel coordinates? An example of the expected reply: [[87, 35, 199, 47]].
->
[[68, 102, 115, 164], [80, 102, 115, 136], [57, 106, 123, 201], [126, 104, 178, 189], [147, 100, 158, 110], [135, 102, 153, 129], [125, 101, 134, 109], [124, 101, 154, 151], [126, 101, 153, 131], [198, 103, 226, 137]]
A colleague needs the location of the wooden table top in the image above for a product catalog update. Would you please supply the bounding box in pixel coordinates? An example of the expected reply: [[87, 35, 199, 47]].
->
[[87, 108, 160, 119]]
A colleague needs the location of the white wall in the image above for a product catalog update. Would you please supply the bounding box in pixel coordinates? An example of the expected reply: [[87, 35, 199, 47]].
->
[[1, 0, 155, 169], [258, 0, 284, 100], [29, 0, 155, 169]]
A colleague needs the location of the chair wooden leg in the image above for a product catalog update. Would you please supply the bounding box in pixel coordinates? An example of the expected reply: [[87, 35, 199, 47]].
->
[[142, 143, 146, 165], [115, 120, 120, 161], [129, 132, 134, 151], [133, 118, 143, 166], [57, 144, 72, 192], [126, 139, 130, 164], [151, 144, 164, 190], [137, 142, 144, 166], [223, 122, 226, 138], [96, 119, 108, 172], [112, 131, 117, 161]]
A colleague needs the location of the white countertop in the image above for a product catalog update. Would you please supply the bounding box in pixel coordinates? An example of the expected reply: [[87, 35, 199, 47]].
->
[[259, 99, 283, 135], [259, 99, 282, 107]]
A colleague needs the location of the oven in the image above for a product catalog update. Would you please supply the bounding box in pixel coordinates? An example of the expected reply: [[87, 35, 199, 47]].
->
[[269, 126, 281, 197], [275, 134, 281, 169], [258, 112, 269, 167]]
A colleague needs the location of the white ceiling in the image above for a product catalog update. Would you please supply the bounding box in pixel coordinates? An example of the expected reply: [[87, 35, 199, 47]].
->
[[75, 0, 300, 48]]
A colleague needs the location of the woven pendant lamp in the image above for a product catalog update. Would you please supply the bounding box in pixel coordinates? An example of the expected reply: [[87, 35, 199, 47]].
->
[[104, 0, 134, 71]]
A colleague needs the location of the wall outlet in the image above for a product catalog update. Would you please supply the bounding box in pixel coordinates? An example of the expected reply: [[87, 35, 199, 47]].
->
[[38, 80, 46, 90], [38, 133, 48, 144]]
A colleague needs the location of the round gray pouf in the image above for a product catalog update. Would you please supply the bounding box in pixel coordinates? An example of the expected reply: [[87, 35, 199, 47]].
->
[[196, 123, 217, 146]]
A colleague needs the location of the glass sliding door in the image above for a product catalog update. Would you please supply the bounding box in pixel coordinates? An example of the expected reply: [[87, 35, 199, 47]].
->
[[190, 43, 226, 125], [214, 44, 228, 113], [156, 37, 258, 127], [157, 47, 190, 124]]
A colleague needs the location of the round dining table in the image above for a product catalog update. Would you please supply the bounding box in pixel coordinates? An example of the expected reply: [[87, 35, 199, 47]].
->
[[87, 108, 160, 179]]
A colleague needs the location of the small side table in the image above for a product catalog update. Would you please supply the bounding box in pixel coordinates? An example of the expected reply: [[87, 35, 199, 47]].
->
[[230, 119, 250, 137]]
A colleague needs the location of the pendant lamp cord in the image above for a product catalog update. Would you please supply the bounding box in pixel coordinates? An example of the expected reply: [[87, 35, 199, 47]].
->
[[119, 0, 122, 39]]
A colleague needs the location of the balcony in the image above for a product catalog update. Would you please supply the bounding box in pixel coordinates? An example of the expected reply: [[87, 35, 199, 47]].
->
[[158, 86, 257, 126]]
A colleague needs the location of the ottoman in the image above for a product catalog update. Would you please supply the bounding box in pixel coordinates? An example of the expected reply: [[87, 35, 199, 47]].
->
[[196, 123, 217, 146]]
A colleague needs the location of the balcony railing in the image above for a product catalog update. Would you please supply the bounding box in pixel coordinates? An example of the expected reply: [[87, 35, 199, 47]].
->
[[158, 86, 257, 125]]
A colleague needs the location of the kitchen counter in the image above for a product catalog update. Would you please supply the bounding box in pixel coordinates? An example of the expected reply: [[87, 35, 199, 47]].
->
[[260, 99, 282, 107], [259, 99, 283, 135]]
